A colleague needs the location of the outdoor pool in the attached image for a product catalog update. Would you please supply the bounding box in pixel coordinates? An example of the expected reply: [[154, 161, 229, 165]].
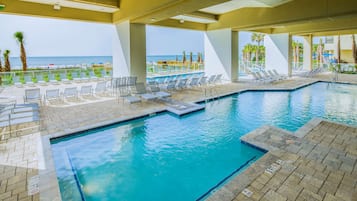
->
[[51, 82, 357, 201]]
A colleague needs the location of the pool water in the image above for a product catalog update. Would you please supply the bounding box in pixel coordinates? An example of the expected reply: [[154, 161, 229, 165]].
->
[[51, 82, 357, 201]]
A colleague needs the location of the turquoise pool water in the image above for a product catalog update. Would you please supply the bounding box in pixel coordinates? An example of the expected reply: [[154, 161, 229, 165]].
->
[[51, 82, 357, 201]]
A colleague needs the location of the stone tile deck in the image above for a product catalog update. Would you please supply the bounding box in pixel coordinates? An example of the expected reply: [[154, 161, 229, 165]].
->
[[0, 72, 356, 201], [207, 119, 357, 201]]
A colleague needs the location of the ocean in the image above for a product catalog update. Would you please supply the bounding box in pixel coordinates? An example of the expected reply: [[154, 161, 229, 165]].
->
[[8, 55, 201, 69]]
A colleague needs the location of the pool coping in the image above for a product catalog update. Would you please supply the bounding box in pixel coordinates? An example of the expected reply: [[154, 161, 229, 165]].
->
[[38, 79, 356, 201]]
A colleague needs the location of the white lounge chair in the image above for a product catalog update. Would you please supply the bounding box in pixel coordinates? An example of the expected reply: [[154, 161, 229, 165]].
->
[[71, 72, 81, 82], [44, 89, 62, 104], [94, 81, 108, 96], [80, 85, 93, 97], [148, 84, 171, 98], [63, 87, 78, 101], [176, 78, 188, 90], [272, 70, 288, 79], [24, 88, 42, 105], [60, 72, 70, 83], [132, 83, 157, 101], [80, 72, 89, 82]]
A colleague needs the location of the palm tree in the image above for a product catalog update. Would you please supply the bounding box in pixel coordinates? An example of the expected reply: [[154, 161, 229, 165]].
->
[[251, 33, 265, 63], [14, 31, 28, 71], [182, 51, 186, 63], [3, 50, 11, 72]]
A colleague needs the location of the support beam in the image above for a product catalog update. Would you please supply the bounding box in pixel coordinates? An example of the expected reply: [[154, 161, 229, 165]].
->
[[204, 29, 238, 82], [265, 33, 292, 76], [112, 21, 146, 82], [0, 0, 112, 23], [114, 0, 229, 24], [207, 0, 357, 31], [303, 35, 313, 71]]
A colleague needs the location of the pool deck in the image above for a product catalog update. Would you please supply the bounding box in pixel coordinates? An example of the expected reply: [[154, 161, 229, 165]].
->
[[0, 72, 356, 201]]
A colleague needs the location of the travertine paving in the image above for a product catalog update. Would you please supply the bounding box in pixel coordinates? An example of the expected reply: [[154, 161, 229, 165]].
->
[[0, 72, 356, 201], [207, 120, 357, 201]]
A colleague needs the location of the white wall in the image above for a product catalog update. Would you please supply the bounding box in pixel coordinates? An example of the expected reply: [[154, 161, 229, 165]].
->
[[204, 29, 238, 81], [112, 21, 146, 82], [113, 21, 130, 77], [303, 35, 312, 71], [265, 33, 291, 76]]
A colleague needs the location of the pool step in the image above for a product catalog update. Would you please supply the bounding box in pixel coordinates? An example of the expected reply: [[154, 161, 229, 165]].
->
[[161, 98, 205, 116]]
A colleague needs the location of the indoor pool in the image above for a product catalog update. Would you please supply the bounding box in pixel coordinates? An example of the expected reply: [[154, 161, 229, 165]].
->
[[51, 82, 357, 201]]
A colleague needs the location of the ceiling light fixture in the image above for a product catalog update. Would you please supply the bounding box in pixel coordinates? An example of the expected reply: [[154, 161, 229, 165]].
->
[[151, 18, 156, 22], [0, 4, 5, 11], [179, 19, 184, 24], [53, 3, 61, 10]]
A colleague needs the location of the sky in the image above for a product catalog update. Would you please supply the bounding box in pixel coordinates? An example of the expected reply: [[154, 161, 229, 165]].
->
[[0, 13, 255, 57]]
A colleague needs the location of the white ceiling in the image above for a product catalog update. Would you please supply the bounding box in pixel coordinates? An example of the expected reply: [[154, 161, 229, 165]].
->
[[20, 0, 119, 13], [199, 0, 293, 15]]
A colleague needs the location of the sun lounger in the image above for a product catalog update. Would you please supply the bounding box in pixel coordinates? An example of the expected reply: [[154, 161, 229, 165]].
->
[[0, 111, 40, 136], [207, 75, 217, 85], [262, 71, 278, 81], [24, 88, 42, 105], [188, 77, 199, 88], [80, 85, 93, 97], [63, 87, 78, 100], [44, 89, 62, 104], [199, 76, 208, 87], [132, 83, 157, 101], [148, 84, 171, 98], [272, 70, 287, 79], [176, 78, 188, 90], [256, 72, 273, 83], [166, 80, 177, 91], [94, 81, 108, 96]]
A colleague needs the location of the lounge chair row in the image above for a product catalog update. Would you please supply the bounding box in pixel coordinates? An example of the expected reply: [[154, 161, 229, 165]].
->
[[0, 99, 40, 136], [252, 69, 287, 83], [23, 81, 110, 105], [151, 74, 223, 91], [12, 70, 112, 87]]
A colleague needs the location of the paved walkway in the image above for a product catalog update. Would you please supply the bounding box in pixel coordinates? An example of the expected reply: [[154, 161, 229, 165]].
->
[[207, 119, 357, 201], [0, 72, 356, 201]]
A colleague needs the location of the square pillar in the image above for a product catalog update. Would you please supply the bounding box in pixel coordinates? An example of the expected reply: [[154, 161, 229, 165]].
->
[[204, 29, 239, 82], [265, 33, 292, 77], [112, 21, 146, 82], [303, 35, 313, 71]]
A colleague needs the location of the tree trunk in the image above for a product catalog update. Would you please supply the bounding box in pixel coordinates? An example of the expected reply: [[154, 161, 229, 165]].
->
[[21, 43, 27, 71]]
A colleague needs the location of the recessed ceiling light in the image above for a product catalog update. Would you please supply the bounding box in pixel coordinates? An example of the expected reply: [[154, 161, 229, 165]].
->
[[53, 3, 61, 10], [151, 18, 156, 22], [180, 19, 184, 24]]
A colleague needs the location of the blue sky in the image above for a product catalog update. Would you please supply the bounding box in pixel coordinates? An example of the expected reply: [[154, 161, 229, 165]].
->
[[0, 13, 254, 57]]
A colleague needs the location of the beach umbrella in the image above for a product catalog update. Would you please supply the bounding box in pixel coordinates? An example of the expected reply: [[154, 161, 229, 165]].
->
[[189, 52, 193, 64], [352, 34, 357, 64], [176, 55, 178, 62]]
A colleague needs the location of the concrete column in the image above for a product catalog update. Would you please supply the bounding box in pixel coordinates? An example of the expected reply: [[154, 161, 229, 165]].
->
[[265, 33, 292, 77], [112, 21, 146, 82], [204, 29, 239, 82], [303, 35, 313, 71]]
